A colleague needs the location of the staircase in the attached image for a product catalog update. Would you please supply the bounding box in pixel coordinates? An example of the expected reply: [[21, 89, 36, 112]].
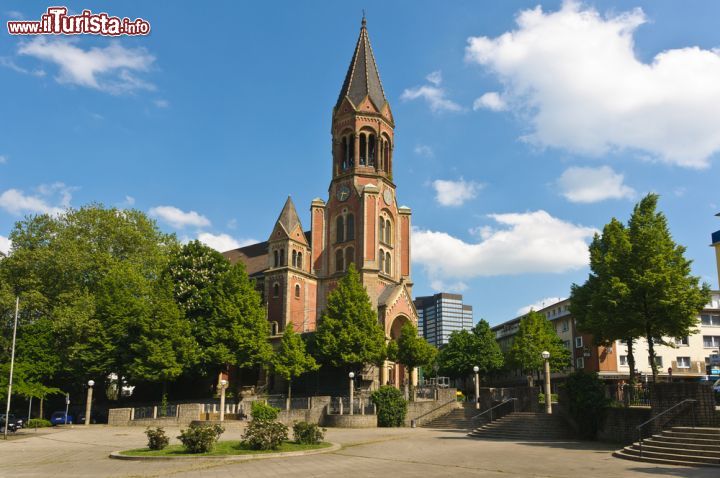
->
[[468, 412, 571, 440], [423, 403, 480, 430], [614, 427, 720, 467]]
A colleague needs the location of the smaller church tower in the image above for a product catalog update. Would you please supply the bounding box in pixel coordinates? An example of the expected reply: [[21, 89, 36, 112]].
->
[[265, 197, 318, 335]]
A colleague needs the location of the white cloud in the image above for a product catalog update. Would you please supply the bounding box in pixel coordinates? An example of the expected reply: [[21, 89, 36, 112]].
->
[[149, 206, 210, 229], [414, 145, 434, 157], [557, 165, 635, 203], [432, 178, 483, 207], [412, 211, 597, 282], [430, 279, 468, 293], [0, 236, 11, 256], [153, 99, 170, 108], [473, 92, 506, 111], [17, 38, 155, 94], [197, 232, 256, 252], [123, 195, 136, 206], [426, 70, 443, 86], [517, 297, 566, 315], [401, 70, 462, 113], [0, 183, 73, 216], [465, 1, 720, 168], [0, 155, 7, 164], [0, 56, 45, 77]]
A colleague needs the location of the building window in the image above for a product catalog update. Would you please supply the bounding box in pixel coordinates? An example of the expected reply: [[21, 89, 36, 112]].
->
[[335, 249, 344, 273], [368, 134, 376, 166], [271, 322, 279, 335], [379, 219, 385, 244], [273, 250, 279, 267], [385, 251, 391, 275], [561, 321, 569, 332], [296, 252, 303, 269], [674, 336, 689, 346], [346, 214, 354, 241], [703, 335, 720, 348], [563, 340, 571, 350], [272, 283, 280, 298], [576, 357, 584, 369], [292, 250, 297, 267], [677, 356, 691, 369], [575, 337, 583, 348], [341, 136, 348, 170], [345, 247, 354, 269], [295, 284, 300, 298], [336, 216, 345, 243], [279, 249, 285, 266], [649, 356, 663, 367], [619, 355, 628, 366], [385, 219, 392, 244], [379, 248, 384, 272], [359, 133, 367, 165], [701, 314, 720, 326]]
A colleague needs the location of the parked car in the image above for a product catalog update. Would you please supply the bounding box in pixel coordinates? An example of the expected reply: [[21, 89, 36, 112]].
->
[[77, 409, 108, 424], [0, 416, 17, 433], [0, 414, 23, 429], [50, 411, 74, 425]]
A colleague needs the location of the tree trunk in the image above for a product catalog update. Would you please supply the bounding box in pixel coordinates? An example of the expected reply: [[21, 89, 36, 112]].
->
[[40, 397, 44, 419], [408, 368, 414, 402], [288, 379, 292, 403], [526, 373, 534, 387], [626, 338, 636, 386], [647, 332, 658, 382]]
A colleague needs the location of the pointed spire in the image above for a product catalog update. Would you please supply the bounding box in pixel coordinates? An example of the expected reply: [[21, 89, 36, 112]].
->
[[275, 196, 302, 234], [335, 16, 387, 112]]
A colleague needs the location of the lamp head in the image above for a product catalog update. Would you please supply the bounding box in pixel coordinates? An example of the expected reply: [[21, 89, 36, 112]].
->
[[473, 366, 479, 373], [88, 379, 95, 387], [220, 379, 228, 387], [349, 372, 355, 379], [542, 351, 550, 360]]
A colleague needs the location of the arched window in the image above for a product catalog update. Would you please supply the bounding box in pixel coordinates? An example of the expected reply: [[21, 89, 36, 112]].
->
[[336, 216, 345, 243], [385, 251, 391, 275], [379, 248, 385, 272], [346, 247, 354, 268], [379, 219, 385, 243], [346, 214, 354, 241], [279, 249, 285, 266], [341, 136, 348, 170], [359, 134, 367, 165], [295, 284, 301, 298], [368, 134, 376, 166], [385, 219, 392, 244], [384, 140, 391, 173], [273, 250, 279, 267], [271, 322, 279, 335], [292, 250, 297, 267], [297, 252, 303, 269], [349, 135, 355, 167], [335, 249, 344, 272], [273, 283, 280, 298]]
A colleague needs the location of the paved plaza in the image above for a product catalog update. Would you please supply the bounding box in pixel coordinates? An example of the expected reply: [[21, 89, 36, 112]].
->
[[0, 424, 717, 477]]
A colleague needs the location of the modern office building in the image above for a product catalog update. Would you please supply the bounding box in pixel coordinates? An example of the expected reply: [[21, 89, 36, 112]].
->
[[414, 293, 473, 347]]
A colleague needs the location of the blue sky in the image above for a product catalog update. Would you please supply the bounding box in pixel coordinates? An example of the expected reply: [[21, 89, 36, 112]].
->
[[1, 1, 719, 326]]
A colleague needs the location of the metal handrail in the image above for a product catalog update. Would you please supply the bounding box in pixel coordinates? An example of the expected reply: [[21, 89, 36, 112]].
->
[[637, 399, 697, 458], [412, 398, 459, 424], [471, 398, 517, 422]]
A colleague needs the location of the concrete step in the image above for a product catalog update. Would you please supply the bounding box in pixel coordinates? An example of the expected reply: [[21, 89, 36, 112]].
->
[[613, 450, 720, 468], [671, 427, 720, 435], [631, 443, 720, 459], [653, 435, 720, 447], [648, 437, 720, 452], [620, 445, 720, 465], [662, 430, 720, 440]]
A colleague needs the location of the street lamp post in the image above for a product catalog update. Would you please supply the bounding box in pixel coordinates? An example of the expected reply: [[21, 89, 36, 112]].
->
[[542, 351, 552, 414], [84, 380, 94, 426], [473, 365, 480, 409], [219, 379, 228, 422], [348, 372, 355, 416]]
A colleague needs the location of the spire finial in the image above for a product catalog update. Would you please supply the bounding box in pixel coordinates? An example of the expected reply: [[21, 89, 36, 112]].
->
[[361, 10, 366, 27]]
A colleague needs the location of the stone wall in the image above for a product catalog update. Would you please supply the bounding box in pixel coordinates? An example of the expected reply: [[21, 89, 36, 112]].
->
[[323, 414, 377, 428], [108, 407, 131, 426], [649, 382, 718, 430], [479, 386, 539, 413], [597, 407, 651, 444], [108, 403, 203, 427]]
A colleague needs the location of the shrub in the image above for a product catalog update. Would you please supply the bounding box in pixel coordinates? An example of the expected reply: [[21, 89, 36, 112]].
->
[[27, 418, 52, 428], [251, 401, 279, 421], [371, 385, 407, 427], [563, 371, 610, 439], [177, 424, 224, 453], [538, 393, 558, 404], [292, 421, 325, 445], [145, 427, 169, 450], [242, 419, 288, 450]]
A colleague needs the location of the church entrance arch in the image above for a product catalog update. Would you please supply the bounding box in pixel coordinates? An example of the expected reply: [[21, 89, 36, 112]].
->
[[385, 314, 411, 389]]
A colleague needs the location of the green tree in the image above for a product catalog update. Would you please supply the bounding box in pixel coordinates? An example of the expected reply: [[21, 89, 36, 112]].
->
[[508, 310, 571, 386], [395, 323, 437, 401], [315, 263, 386, 370], [438, 320, 504, 381], [273, 322, 319, 402]]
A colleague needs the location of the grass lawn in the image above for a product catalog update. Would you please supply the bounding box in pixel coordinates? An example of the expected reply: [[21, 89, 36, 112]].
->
[[120, 441, 332, 457]]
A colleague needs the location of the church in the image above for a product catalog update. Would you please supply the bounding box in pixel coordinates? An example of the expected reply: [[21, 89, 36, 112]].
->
[[223, 18, 419, 389]]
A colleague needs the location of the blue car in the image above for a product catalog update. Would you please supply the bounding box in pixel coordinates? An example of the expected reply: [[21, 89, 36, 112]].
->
[[50, 411, 74, 425]]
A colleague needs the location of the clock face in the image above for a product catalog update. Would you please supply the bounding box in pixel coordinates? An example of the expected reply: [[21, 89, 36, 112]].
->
[[336, 185, 350, 202], [383, 189, 393, 205]]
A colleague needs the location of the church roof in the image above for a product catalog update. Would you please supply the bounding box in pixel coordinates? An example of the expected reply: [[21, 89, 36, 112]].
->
[[335, 17, 387, 111], [275, 196, 302, 235]]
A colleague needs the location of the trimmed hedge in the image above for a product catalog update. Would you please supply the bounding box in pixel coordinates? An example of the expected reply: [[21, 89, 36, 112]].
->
[[371, 385, 407, 427]]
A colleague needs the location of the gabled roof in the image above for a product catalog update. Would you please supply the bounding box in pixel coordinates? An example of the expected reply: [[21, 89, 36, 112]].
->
[[274, 196, 302, 236], [335, 17, 387, 112]]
